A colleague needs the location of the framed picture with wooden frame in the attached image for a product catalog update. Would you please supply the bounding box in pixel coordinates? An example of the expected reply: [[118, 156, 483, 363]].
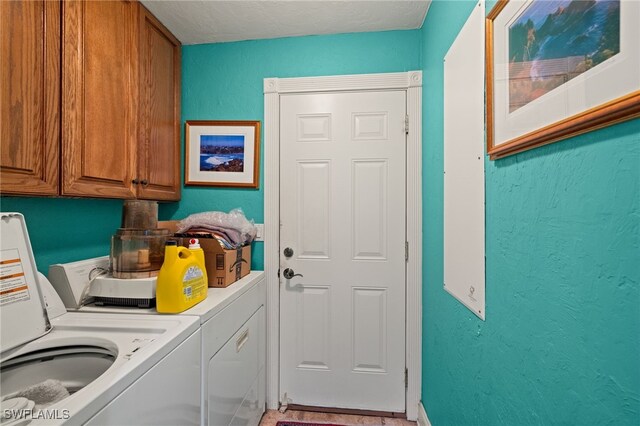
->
[[486, 0, 640, 160], [185, 120, 260, 188]]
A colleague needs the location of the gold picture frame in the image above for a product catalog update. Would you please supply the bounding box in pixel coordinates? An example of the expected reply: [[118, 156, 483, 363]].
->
[[486, 0, 640, 160], [185, 120, 260, 188]]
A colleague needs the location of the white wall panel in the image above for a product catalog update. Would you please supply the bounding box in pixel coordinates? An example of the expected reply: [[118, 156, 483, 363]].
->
[[443, 0, 486, 320]]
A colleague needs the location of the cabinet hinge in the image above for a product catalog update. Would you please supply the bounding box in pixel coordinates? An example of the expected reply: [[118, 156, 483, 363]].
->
[[405, 241, 409, 262], [404, 115, 409, 134]]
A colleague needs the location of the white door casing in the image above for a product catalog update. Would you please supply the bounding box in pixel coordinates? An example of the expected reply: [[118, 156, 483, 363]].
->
[[279, 91, 407, 411], [263, 71, 422, 420]]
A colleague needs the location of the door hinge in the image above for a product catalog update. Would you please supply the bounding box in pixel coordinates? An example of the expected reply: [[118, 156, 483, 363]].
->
[[404, 115, 409, 134], [405, 241, 409, 262], [405, 368, 408, 388]]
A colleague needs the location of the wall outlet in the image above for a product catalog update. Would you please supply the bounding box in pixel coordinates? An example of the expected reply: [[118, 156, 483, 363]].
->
[[255, 223, 264, 241]]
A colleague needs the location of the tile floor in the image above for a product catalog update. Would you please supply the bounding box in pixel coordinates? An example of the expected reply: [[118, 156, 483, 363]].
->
[[259, 409, 417, 426]]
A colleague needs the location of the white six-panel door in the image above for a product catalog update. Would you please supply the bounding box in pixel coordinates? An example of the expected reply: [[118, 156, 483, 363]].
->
[[279, 90, 407, 412]]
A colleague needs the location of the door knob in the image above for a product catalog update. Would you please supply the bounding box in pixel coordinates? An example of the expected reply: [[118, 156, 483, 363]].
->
[[283, 268, 303, 280], [283, 247, 294, 257]]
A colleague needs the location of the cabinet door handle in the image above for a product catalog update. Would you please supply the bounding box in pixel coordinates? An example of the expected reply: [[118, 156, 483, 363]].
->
[[236, 329, 249, 352], [140, 179, 148, 186], [132, 178, 139, 185]]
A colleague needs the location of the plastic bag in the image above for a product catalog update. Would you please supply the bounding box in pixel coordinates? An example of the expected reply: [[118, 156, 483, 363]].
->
[[177, 208, 257, 245]]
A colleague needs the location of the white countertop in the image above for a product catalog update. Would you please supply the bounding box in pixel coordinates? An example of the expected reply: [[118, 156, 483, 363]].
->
[[182, 270, 265, 323], [76, 270, 265, 324]]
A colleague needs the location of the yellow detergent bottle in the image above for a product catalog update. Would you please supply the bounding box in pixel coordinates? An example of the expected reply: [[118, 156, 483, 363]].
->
[[156, 240, 208, 313]]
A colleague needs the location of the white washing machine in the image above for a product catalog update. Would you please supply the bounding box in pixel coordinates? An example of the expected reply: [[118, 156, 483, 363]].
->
[[0, 213, 201, 425]]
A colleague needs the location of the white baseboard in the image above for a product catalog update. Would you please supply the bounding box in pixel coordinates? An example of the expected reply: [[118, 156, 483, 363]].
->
[[417, 402, 432, 426]]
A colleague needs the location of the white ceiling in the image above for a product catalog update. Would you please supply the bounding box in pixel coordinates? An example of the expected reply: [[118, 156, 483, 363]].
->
[[140, 1, 431, 45]]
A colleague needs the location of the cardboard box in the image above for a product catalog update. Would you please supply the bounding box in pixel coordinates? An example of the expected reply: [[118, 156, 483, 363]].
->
[[159, 220, 252, 288]]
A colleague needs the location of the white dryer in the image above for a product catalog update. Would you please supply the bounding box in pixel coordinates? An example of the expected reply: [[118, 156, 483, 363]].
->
[[0, 213, 201, 425]]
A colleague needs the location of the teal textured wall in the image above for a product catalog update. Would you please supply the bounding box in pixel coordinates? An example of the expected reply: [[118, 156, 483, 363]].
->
[[420, 1, 640, 425], [169, 29, 422, 270], [0, 29, 420, 273], [0, 197, 124, 273]]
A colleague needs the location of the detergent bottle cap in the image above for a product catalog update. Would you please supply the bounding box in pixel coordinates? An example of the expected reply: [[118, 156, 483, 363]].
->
[[188, 238, 201, 249]]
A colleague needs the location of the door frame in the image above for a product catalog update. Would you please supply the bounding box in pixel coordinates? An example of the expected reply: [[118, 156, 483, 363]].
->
[[263, 71, 423, 421]]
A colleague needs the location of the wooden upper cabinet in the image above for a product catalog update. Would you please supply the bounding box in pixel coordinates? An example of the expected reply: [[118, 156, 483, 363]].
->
[[2, 0, 181, 201], [0, 1, 60, 196], [62, 0, 138, 199], [137, 6, 181, 201]]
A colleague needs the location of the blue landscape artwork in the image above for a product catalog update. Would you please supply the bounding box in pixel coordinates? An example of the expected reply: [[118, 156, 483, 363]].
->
[[199, 134, 245, 172], [508, 0, 620, 112]]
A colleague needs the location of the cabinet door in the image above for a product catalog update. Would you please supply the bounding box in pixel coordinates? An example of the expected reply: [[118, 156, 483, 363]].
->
[[1, 0, 60, 196], [62, 0, 138, 199], [137, 6, 181, 201]]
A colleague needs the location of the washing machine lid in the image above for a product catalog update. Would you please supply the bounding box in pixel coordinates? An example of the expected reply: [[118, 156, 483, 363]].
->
[[0, 213, 51, 353]]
